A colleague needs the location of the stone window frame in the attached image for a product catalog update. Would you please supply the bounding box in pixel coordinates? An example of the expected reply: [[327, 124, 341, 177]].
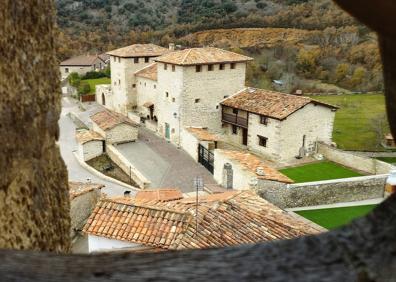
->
[[258, 135, 268, 147]]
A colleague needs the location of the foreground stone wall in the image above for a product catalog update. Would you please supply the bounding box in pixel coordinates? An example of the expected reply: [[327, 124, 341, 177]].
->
[[257, 175, 386, 209], [0, 0, 70, 251], [318, 142, 394, 174]]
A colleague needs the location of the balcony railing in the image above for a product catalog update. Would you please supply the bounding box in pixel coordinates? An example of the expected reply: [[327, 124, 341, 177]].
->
[[222, 112, 248, 128]]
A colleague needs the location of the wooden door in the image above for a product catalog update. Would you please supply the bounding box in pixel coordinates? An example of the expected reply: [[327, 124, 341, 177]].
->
[[242, 128, 248, 146]]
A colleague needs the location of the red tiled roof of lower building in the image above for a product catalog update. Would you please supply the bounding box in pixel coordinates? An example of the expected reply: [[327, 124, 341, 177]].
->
[[135, 63, 157, 81], [69, 182, 104, 200], [91, 110, 138, 131], [75, 130, 104, 144], [185, 127, 220, 142]]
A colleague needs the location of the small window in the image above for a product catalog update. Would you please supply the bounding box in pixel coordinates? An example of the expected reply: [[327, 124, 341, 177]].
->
[[219, 64, 225, 70], [113, 57, 116, 62], [230, 63, 236, 69], [258, 135, 268, 147], [134, 57, 139, 64], [208, 64, 214, 71], [65, 68, 69, 73], [118, 57, 121, 63], [144, 57, 149, 63], [195, 98, 200, 103], [154, 84, 156, 89], [144, 82, 146, 87], [140, 82, 142, 85], [196, 65, 202, 72], [232, 108, 238, 115], [171, 128, 175, 134], [260, 116, 268, 125], [224, 95, 229, 99], [172, 65, 176, 72], [232, 125, 237, 135], [216, 105, 219, 109], [164, 63, 168, 70], [172, 97, 176, 102], [165, 92, 169, 98], [132, 84, 136, 88], [118, 79, 121, 85]]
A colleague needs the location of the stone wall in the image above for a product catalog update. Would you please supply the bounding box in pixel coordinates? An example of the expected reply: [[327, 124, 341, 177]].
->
[[95, 84, 113, 110], [136, 76, 159, 119], [180, 129, 200, 162], [77, 141, 103, 162], [106, 124, 138, 144], [257, 175, 387, 209], [318, 142, 394, 174], [70, 190, 101, 240], [106, 144, 150, 189]]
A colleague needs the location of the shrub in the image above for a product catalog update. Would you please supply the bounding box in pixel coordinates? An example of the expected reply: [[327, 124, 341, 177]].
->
[[68, 72, 81, 88], [78, 82, 91, 96], [82, 71, 107, 80]]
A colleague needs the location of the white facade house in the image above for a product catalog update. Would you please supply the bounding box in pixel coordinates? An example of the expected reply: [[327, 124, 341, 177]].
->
[[60, 55, 107, 80], [221, 88, 337, 162], [90, 110, 139, 144], [213, 149, 293, 190], [105, 44, 169, 114], [75, 130, 104, 161]]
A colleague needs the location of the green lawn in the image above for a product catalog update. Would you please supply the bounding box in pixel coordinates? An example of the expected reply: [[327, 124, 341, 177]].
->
[[82, 77, 111, 94], [375, 157, 396, 164], [296, 205, 376, 229], [280, 161, 363, 183], [311, 94, 388, 151]]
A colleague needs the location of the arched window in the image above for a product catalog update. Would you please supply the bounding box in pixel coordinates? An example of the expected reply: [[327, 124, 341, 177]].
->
[[101, 93, 105, 106]]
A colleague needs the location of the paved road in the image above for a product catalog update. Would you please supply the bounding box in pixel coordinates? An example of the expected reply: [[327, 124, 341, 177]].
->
[[116, 127, 217, 193], [59, 97, 132, 196]]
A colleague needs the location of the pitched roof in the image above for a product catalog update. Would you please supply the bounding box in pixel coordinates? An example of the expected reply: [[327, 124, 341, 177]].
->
[[60, 55, 101, 66], [75, 130, 104, 144], [155, 47, 253, 66], [91, 110, 138, 131], [185, 127, 220, 142], [134, 189, 183, 204], [135, 63, 158, 81], [98, 53, 110, 63], [221, 88, 337, 120], [216, 149, 294, 184], [107, 44, 169, 58], [69, 182, 104, 200], [83, 191, 321, 250]]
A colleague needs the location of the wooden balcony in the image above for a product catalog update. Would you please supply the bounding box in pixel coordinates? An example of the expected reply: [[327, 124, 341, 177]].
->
[[222, 112, 248, 128]]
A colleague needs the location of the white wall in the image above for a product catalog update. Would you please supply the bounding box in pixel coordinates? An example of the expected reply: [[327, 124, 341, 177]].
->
[[180, 129, 200, 161], [213, 150, 253, 190], [107, 124, 138, 144], [136, 76, 159, 119], [77, 140, 103, 161], [96, 84, 113, 111], [60, 65, 92, 80], [88, 235, 141, 253]]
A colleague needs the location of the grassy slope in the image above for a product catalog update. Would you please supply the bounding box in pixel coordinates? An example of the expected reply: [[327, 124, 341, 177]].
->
[[280, 161, 363, 183], [83, 78, 110, 94], [296, 205, 376, 229], [311, 94, 387, 151], [376, 157, 396, 164]]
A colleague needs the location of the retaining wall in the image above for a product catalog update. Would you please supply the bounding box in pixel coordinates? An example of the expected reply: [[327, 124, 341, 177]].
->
[[106, 144, 150, 189], [317, 142, 394, 174], [257, 175, 386, 209]]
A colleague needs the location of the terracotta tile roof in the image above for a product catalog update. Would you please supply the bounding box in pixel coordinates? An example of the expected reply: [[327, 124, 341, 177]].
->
[[185, 127, 220, 142], [217, 149, 294, 183], [155, 47, 253, 66], [221, 88, 337, 120], [60, 55, 101, 66], [91, 110, 138, 131], [69, 182, 104, 200], [75, 130, 104, 144], [135, 63, 157, 81], [83, 191, 321, 250], [134, 189, 183, 204], [98, 53, 110, 63], [107, 44, 169, 58]]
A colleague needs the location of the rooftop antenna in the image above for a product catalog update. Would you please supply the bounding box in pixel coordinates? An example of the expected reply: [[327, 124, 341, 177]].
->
[[193, 176, 204, 237]]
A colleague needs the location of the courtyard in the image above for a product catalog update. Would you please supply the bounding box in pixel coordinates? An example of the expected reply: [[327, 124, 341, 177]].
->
[[280, 161, 364, 183]]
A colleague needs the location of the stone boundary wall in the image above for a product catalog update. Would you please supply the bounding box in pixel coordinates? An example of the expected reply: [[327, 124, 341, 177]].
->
[[257, 175, 387, 209], [106, 145, 150, 189], [67, 112, 89, 130], [317, 142, 394, 174]]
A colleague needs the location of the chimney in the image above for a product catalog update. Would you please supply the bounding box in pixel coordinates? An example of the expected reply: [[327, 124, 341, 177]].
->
[[169, 43, 175, 51]]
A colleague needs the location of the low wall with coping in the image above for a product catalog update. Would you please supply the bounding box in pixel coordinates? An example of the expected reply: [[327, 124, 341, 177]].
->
[[257, 174, 387, 209], [317, 142, 394, 174], [106, 144, 150, 189]]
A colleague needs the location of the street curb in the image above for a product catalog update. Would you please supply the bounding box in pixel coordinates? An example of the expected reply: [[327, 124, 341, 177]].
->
[[73, 152, 140, 191]]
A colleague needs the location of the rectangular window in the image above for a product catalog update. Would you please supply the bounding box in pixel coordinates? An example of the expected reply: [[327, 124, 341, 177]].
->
[[219, 64, 225, 70], [132, 84, 136, 88], [65, 68, 69, 73], [165, 92, 169, 98], [260, 116, 268, 125], [208, 64, 214, 71], [154, 84, 156, 89], [164, 63, 168, 70], [144, 82, 146, 87], [144, 57, 149, 63], [172, 97, 176, 102], [230, 63, 236, 69], [232, 125, 238, 135], [232, 108, 238, 115], [118, 57, 121, 63], [196, 65, 202, 72], [118, 79, 121, 85], [195, 98, 200, 103], [134, 57, 139, 64], [113, 57, 116, 62], [258, 135, 268, 147], [172, 65, 176, 72]]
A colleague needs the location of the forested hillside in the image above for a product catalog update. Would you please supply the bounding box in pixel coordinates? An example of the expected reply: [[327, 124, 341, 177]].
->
[[55, 0, 382, 92]]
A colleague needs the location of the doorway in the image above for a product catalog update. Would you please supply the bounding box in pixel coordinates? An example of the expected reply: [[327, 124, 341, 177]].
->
[[242, 128, 248, 146], [101, 93, 106, 106]]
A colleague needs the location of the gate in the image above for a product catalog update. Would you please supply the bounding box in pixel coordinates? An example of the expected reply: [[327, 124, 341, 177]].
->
[[198, 144, 214, 174]]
